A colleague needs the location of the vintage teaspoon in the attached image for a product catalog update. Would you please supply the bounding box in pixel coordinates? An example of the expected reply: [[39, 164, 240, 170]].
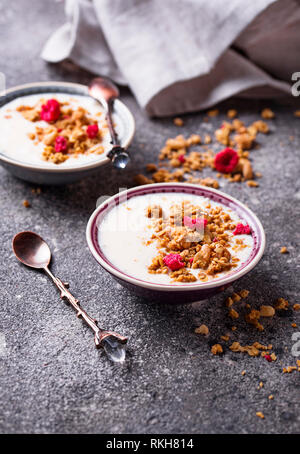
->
[[12, 231, 128, 363], [88, 77, 130, 169]]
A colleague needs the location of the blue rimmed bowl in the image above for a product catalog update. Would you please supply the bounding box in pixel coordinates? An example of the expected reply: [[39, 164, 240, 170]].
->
[[0, 81, 135, 185], [86, 183, 266, 304]]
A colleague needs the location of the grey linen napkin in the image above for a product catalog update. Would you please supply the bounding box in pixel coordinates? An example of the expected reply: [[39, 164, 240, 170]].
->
[[42, 0, 298, 116]]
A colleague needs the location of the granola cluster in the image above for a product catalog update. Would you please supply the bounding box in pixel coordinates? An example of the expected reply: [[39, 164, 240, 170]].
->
[[16, 98, 105, 164], [145, 200, 247, 283], [134, 108, 274, 189]]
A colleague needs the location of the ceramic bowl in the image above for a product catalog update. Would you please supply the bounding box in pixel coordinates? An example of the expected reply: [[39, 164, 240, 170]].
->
[[86, 183, 266, 304], [0, 81, 135, 185]]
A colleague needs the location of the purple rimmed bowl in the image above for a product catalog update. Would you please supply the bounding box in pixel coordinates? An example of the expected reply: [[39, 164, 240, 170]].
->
[[86, 183, 265, 304]]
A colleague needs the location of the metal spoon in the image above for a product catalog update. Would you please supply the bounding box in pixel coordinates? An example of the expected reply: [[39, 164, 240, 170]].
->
[[88, 77, 130, 169], [12, 231, 127, 363]]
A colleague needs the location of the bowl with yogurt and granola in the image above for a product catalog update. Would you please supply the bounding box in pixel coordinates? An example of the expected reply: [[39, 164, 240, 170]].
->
[[0, 81, 135, 184], [86, 183, 265, 303]]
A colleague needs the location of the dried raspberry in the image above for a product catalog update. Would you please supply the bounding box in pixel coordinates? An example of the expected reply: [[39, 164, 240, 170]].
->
[[163, 253, 185, 271], [214, 147, 239, 173], [40, 99, 60, 122], [178, 154, 186, 164], [189, 257, 194, 264], [265, 354, 272, 362], [54, 136, 68, 153], [183, 216, 208, 230], [87, 124, 99, 139], [213, 237, 218, 243], [233, 223, 251, 235]]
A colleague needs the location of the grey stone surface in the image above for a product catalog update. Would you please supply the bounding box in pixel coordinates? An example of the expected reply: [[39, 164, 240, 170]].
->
[[0, 0, 299, 434]]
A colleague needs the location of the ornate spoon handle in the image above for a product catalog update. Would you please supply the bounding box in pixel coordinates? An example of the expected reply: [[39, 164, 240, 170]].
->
[[43, 266, 127, 353]]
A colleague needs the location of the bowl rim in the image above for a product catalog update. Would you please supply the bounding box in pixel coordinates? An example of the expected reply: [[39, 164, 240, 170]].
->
[[0, 81, 135, 173], [86, 182, 266, 292]]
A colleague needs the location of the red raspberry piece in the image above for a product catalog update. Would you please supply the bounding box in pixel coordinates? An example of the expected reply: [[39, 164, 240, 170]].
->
[[163, 253, 185, 271], [232, 223, 251, 236], [178, 154, 185, 164], [40, 99, 61, 122], [54, 135, 68, 153], [183, 216, 207, 230], [264, 354, 272, 362], [214, 147, 239, 173], [189, 257, 194, 264], [87, 124, 99, 139]]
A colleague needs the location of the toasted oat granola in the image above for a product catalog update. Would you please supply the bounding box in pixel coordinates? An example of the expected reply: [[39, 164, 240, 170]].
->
[[134, 111, 274, 189], [145, 200, 244, 283], [16, 98, 105, 164]]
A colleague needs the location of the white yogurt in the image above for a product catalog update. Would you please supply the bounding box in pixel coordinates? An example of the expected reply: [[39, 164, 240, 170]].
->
[[0, 93, 120, 167], [98, 193, 254, 285]]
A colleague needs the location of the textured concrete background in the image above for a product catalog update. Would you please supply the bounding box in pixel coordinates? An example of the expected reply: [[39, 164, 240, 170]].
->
[[0, 0, 299, 434]]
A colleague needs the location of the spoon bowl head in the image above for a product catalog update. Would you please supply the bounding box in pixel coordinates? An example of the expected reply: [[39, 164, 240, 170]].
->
[[13, 231, 51, 269], [107, 146, 130, 169], [88, 77, 119, 103]]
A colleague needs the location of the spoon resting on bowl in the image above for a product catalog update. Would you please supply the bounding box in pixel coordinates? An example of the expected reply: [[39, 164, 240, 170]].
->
[[88, 77, 130, 169], [12, 231, 128, 363]]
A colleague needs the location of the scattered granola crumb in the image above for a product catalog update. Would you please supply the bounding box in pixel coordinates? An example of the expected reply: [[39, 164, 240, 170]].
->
[[146, 163, 158, 173], [239, 289, 250, 299], [231, 326, 237, 331], [260, 305, 275, 317], [258, 381, 264, 389], [293, 304, 300, 311], [268, 395, 274, 400], [246, 180, 259, 187], [270, 353, 277, 362], [245, 309, 264, 331], [275, 298, 289, 310], [294, 110, 300, 117], [291, 323, 297, 328], [229, 308, 239, 319], [146, 204, 163, 218], [195, 324, 209, 336], [227, 109, 237, 119], [27, 132, 35, 140], [211, 344, 223, 355], [31, 187, 41, 195], [204, 134, 212, 144], [134, 174, 153, 185], [256, 411, 265, 419], [23, 199, 30, 208], [230, 341, 270, 357], [241, 370, 246, 376], [207, 109, 219, 117], [261, 108, 275, 119], [221, 335, 230, 342], [280, 246, 288, 254], [226, 297, 234, 307], [232, 292, 241, 303], [173, 117, 184, 127], [283, 366, 297, 374]]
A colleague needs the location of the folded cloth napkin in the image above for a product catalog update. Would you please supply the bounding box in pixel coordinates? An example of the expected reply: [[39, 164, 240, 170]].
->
[[42, 0, 299, 116]]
